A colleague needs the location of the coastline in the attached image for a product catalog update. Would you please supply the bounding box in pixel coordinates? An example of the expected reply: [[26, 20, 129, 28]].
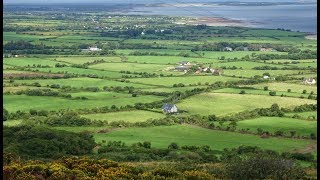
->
[[175, 17, 253, 27]]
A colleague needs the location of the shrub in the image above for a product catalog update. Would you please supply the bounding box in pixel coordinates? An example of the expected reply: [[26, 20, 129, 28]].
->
[[287, 89, 291, 92], [269, 91, 276, 96], [168, 142, 179, 150], [310, 133, 316, 140], [239, 90, 246, 94], [302, 90, 307, 94], [274, 130, 284, 136], [264, 86, 268, 91]]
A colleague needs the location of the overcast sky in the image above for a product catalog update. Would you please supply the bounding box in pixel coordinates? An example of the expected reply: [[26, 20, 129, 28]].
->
[[4, 0, 316, 4]]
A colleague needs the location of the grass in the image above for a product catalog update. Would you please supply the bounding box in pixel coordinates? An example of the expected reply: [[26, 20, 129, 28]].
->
[[286, 111, 317, 119], [3, 57, 60, 67], [82, 110, 165, 122], [126, 56, 219, 64], [233, 117, 317, 136], [248, 82, 317, 94], [3, 94, 163, 113], [177, 92, 316, 116], [213, 88, 312, 99], [13, 77, 155, 89], [222, 69, 313, 78], [89, 62, 172, 74], [93, 125, 315, 153], [53, 56, 122, 64], [4, 32, 55, 42], [52, 126, 111, 133], [28, 67, 124, 78], [216, 61, 286, 69], [129, 75, 241, 87]]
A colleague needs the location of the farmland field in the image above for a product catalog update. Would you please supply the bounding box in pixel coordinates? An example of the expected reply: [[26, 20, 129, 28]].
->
[[82, 110, 165, 122], [232, 117, 316, 136], [94, 125, 315, 153], [177, 92, 316, 116], [4, 94, 163, 112], [3, 4, 317, 179]]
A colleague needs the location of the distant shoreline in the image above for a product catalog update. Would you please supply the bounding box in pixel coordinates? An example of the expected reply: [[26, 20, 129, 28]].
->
[[176, 17, 253, 27]]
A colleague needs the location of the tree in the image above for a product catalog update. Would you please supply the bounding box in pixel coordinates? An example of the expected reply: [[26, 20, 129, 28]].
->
[[257, 128, 263, 135], [274, 130, 284, 136], [302, 90, 307, 94], [269, 91, 276, 96], [289, 131, 296, 137], [310, 133, 316, 140], [263, 72, 270, 77], [142, 141, 151, 149], [208, 114, 217, 121], [3, 108, 9, 121], [264, 86, 268, 91], [287, 89, 291, 92], [239, 90, 246, 94], [168, 142, 179, 150], [270, 103, 280, 112]]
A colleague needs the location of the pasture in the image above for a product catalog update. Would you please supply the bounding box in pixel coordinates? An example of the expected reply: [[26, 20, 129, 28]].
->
[[233, 117, 317, 136], [177, 92, 316, 116], [129, 75, 241, 87], [82, 110, 165, 122], [93, 125, 315, 153], [248, 82, 317, 94], [3, 94, 163, 113]]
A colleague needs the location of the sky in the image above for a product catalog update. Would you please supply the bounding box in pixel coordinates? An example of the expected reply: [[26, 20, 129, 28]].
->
[[4, 0, 316, 4]]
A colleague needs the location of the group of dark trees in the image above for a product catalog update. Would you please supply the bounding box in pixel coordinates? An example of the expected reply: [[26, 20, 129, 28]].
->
[[253, 65, 316, 70], [4, 40, 54, 54], [3, 125, 96, 159]]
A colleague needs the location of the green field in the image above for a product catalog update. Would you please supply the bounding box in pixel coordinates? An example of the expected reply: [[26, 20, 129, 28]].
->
[[234, 117, 317, 136], [3, 57, 61, 67], [53, 56, 122, 64], [129, 75, 241, 87], [213, 88, 312, 98], [89, 62, 172, 73], [248, 82, 317, 94], [223, 69, 313, 78], [82, 110, 165, 122], [177, 92, 316, 116], [4, 94, 163, 113], [94, 125, 315, 153], [286, 111, 317, 119], [13, 77, 155, 89]]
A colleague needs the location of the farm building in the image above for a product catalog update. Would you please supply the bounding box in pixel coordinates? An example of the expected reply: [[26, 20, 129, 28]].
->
[[211, 68, 223, 76], [175, 65, 190, 71], [179, 61, 191, 66], [89, 46, 102, 51], [223, 47, 233, 51], [162, 104, 178, 114], [303, 78, 316, 85]]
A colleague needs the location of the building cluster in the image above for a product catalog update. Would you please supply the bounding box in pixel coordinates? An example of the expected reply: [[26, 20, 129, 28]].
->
[[174, 61, 223, 75]]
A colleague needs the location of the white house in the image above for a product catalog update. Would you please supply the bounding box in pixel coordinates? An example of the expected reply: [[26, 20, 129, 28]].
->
[[224, 47, 233, 51], [89, 46, 102, 51], [303, 78, 316, 85], [263, 75, 270, 79], [162, 104, 178, 114]]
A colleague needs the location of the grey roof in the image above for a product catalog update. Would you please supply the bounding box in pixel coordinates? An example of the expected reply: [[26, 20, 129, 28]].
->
[[175, 66, 190, 70], [162, 104, 176, 111]]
